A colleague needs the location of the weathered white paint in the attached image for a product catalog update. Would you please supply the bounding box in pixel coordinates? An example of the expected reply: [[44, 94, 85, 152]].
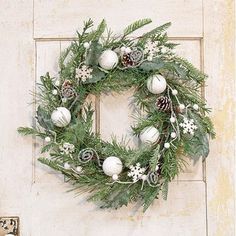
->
[[34, 41, 61, 182], [0, 1, 34, 235], [30, 181, 206, 236], [0, 1, 234, 236], [34, 0, 203, 38], [204, 1, 235, 235]]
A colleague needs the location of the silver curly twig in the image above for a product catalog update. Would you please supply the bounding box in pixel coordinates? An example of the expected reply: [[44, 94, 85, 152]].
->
[[78, 148, 101, 166], [147, 171, 159, 187]]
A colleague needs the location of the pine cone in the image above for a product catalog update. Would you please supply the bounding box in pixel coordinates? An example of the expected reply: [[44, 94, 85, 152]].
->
[[61, 80, 76, 100], [122, 48, 143, 67], [122, 53, 134, 67], [156, 96, 171, 111]]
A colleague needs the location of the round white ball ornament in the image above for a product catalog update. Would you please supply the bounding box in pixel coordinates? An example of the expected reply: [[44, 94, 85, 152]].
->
[[125, 47, 131, 54], [52, 89, 58, 95], [170, 117, 176, 123], [140, 126, 160, 144], [112, 174, 119, 181], [141, 174, 148, 181], [83, 42, 90, 49], [171, 132, 177, 138], [164, 143, 170, 149], [193, 104, 199, 110], [102, 156, 123, 176], [64, 162, 71, 170], [147, 74, 167, 94], [44, 136, 51, 142], [172, 89, 178, 95], [98, 49, 119, 70], [179, 104, 185, 110], [51, 107, 71, 127], [76, 166, 83, 173]]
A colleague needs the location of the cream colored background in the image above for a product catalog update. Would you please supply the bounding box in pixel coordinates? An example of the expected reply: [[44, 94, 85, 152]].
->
[[0, 1, 235, 236]]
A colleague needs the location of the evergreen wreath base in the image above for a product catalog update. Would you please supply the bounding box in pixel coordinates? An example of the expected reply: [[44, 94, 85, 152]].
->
[[18, 18, 215, 211]]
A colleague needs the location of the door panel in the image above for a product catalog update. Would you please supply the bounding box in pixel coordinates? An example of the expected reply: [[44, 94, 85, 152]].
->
[[33, 9, 207, 236]]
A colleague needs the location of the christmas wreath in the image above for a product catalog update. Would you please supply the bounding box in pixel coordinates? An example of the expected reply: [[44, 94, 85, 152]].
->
[[18, 19, 215, 211]]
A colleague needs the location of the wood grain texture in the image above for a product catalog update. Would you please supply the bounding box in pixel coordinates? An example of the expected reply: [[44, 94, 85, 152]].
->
[[34, 0, 203, 38], [204, 0, 235, 235]]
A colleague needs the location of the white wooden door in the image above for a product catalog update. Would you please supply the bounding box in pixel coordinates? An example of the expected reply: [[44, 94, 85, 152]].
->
[[0, 1, 235, 236]]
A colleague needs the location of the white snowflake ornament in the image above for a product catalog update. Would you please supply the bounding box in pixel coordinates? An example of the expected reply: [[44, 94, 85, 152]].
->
[[76, 65, 93, 82], [59, 142, 75, 155], [144, 39, 159, 58], [128, 163, 146, 182], [180, 117, 198, 135]]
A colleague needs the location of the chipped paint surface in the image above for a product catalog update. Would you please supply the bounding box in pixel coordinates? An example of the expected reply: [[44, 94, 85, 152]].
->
[[204, 0, 235, 235], [209, 169, 234, 236]]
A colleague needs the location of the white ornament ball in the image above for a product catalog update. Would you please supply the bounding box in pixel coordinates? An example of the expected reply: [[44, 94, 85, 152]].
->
[[112, 174, 119, 181], [120, 46, 126, 53], [98, 49, 119, 70], [172, 89, 178, 95], [179, 104, 185, 110], [62, 97, 67, 103], [171, 132, 177, 138], [52, 89, 58, 95], [83, 42, 90, 49], [44, 136, 51, 142], [193, 104, 199, 110], [76, 166, 83, 173], [170, 117, 176, 123], [51, 107, 71, 127], [64, 162, 71, 170], [140, 126, 160, 144], [52, 77, 60, 86], [125, 47, 132, 54], [147, 74, 167, 94], [164, 143, 170, 149], [147, 55, 153, 61], [141, 174, 148, 181], [102, 156, 123, 176], [55, 80, 60, 86], [161, 47, 168, 54]]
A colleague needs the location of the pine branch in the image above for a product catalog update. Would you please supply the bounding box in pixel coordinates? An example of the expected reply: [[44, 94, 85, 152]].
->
[[38, 157, 63, 172], [123, 18, 152, 37], [139, 22, 171, 42], [161, 181, 169, 200], [142, 186, 160, 212], [173, 56, 207, 83], [149, 145, 160, 171], [17, 127, 38, 136], [83, 18, 94, 32], [91, 19, 107, 41]]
